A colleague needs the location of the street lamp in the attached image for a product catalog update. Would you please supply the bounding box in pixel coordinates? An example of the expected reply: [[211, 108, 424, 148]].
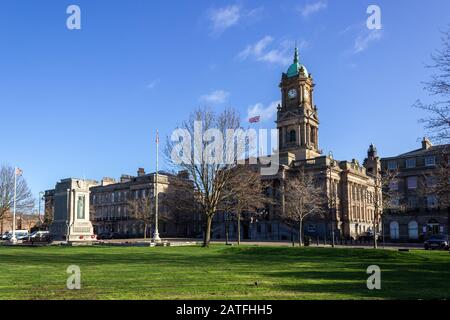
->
[[328, 151, 335, 248], [38, 191, 44, 225]]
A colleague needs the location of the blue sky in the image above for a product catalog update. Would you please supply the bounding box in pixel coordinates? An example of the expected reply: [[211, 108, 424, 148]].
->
[[1, 0, 449, 202]]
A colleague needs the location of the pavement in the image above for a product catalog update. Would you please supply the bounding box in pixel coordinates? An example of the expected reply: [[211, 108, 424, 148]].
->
[[96, 238, 426, 250]]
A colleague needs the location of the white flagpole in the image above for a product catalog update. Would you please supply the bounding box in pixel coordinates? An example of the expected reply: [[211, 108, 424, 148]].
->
[[153, 130, 161, 243], [11, 167, 17, 244]]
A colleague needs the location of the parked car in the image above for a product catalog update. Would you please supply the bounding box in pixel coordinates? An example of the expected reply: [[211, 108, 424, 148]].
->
[[357, 231, 380, 242], [2, 230, 29, 241], [97, 233, 112, 240], [26, 231, 51, 244], [15, 231, 30, 240], [424, 235, 449, 250]]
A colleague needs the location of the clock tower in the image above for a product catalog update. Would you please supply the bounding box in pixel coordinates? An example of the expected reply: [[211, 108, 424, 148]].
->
[[277, 47, 321, 162]]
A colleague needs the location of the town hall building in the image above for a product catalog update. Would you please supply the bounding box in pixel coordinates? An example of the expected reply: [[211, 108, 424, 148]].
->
[[213, 48, 381, 242]]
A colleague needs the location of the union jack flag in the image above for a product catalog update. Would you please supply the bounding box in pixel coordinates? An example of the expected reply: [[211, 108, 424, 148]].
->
[[249, 116, 260, 124]]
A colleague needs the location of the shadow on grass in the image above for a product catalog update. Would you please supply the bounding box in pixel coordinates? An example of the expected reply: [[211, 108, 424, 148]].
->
[[1, 245, 449, 299]]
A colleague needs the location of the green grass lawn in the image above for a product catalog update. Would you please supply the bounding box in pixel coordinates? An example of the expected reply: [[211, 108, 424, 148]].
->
[[0, 245, 449, 300]]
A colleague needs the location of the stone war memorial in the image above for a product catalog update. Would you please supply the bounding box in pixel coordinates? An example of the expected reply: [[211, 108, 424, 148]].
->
[[49, 178, 97, 243]]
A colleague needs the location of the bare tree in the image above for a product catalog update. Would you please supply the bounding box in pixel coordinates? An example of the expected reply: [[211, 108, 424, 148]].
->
[[221, 165, 270, 245], [0, 165, 34, 228], [161, 172, 200, 237], [165, 107, 251, 247], [127, 194, 154, 240], [415, 26, 450, 143], [418, 150, 450, 221], [281, 170, 326, 247], [372, 169, 404, 248], [432, 154, 450, 209], [21, 213, 40, 231]]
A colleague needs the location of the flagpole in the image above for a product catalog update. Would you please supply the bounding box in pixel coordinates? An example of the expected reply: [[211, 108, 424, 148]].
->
[[11, 167, 17, 244], [153, 130, 161, 243]]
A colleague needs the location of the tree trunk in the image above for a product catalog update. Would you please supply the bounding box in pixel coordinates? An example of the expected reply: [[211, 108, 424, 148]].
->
[[299, 219, 303, 247], [203, 215, 212, 247], [237, 213, 241, 245], [225, 213, 229, 245], [373, 215, 378, 249], [291, 225, 295, 247]]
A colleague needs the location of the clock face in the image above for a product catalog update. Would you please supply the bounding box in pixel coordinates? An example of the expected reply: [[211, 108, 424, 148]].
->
[[288, 89, 297, 99]]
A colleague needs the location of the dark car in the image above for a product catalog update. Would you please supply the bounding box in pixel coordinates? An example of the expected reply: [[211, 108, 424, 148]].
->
[[97, 233, 112, 240], [26, 231, 52, 244], [424, 235, 449, 250]]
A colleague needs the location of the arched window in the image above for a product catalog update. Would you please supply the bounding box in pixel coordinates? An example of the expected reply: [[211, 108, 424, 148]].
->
[[289, 130, 296, 142], [408, 221, 418, 240], [390, 221, 399, 240]]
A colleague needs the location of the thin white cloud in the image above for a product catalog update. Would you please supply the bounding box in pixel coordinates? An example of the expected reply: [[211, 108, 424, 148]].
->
[[238, 37, 308, 66], [353, 29, 382, 54], [208, 5, 265, 36], [297, 1, 327, 18], [200, 90, 230, 104], [146, 79, 160, 89], [247, 101, 280, 122], [238, 36, 274, 61], [258, 49, 291, 65], [208, 5, 241, 34]]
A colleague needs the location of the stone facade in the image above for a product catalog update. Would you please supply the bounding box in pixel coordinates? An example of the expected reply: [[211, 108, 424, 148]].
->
[[381, 139, 449, 241], [48, 178, 97, 242], [44, 169, 203, 239]]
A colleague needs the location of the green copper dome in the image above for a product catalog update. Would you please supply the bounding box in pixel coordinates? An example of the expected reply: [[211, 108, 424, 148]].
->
[[286, 47, 309, 78]]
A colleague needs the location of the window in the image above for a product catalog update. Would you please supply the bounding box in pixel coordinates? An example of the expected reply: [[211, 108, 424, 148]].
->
[[289, 130, 296, 143], [389, 181, 398, 191], [427, 195, 438, 208], [390, 221, 399, 240], [408, 196, 418, 209], [407, 176, 417, 189], [308, 224, 317, 233], [390, 197, 400, 207], [388, 161, 397, 170], [408, 221, 419, 240], [424, 156, 436, 166], [406, 158, 416, 168]]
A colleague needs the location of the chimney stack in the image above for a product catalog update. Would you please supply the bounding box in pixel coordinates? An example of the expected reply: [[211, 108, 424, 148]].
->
[[137, 168, 145, 177], [422, 137, 433, 150]]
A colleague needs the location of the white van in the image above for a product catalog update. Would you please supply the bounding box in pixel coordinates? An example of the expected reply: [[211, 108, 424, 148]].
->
[[2, 230, 29, 240]]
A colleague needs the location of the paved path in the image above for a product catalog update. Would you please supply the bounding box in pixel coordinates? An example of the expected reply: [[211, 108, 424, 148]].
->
[[98, 238, 425, 250]]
